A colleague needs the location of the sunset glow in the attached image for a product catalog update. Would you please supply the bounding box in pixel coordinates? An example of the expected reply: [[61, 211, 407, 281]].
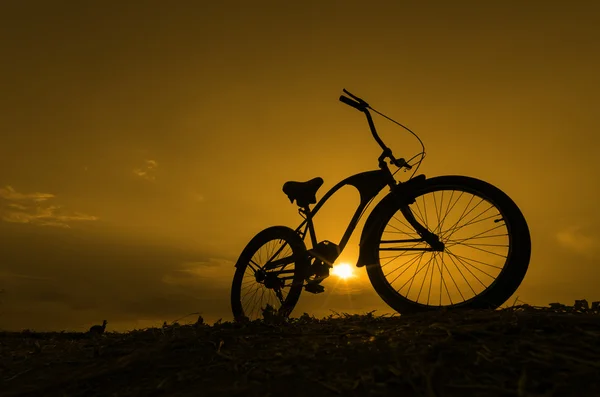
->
[[331, 263, 356, 280]]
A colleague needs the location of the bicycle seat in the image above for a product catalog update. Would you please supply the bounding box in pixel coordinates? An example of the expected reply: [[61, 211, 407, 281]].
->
[[282, 177, 324, 207]]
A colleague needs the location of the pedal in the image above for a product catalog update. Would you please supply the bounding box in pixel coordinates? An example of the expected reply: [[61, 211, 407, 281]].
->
[[304, 283, 325, 294]]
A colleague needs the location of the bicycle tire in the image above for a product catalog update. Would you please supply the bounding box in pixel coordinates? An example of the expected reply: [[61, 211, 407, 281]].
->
[[231, 226, 309, 322], [363, 175, 531, 314]]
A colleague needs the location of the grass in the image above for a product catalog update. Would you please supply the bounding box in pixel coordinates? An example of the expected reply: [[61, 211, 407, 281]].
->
[[1, 300, 599, 397]]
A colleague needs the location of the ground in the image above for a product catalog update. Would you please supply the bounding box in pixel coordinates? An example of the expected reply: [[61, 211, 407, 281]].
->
[[1, 303, 599, 397]]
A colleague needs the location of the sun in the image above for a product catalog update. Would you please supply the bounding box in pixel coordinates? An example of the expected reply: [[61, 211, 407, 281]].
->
[[331, 263, 356, 280]]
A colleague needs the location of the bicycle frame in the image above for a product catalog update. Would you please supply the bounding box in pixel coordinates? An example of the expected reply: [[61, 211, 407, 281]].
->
[[260, 165, 437, 276], [294, 168, 394, 255], [258, 164, 397, 274]]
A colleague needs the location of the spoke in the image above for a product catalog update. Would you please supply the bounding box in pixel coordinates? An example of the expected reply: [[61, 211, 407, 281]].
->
[[438, 190, 464, 233], [379, 252, 422, 260], [251, 286, 265, 318], [379, 240, 417, 269], [258, 287, 267, 316], [433, 191, 442, 235], [439, 254, 464, 302], [244, 284, 262, 318], [380, 241, 424, 269], [437, 255, 443, 305], [394, 253, 424, 298], [450, 241, 508, 259], [443, 205, 490, 242], [445, 250, 499, 280], [241, 277, 256, 287], [380, 238, 425, 243], [381, 251, 423, 266], [416, 254, 433, 303], [437, 254, 452, 306], [265, 240, 273, 263], [426, 253, 437, 305], [443, 203, 495, 241], [382, 230, 423, 237], [384, 250, 427, 281], [451, 233, 508, 241], [391, 253, 433, 294], [444, 252, 478, 296], [455, 242, 508, 248], [241, 274, 258, 288], [448, 253, 504, 270], [380, 247, 436, 252], [387, 215, 421, 238], [446, 223, 507, 244], [266, 241, 289, 268], [257, 244, 263, 267], [241, 280, 258, 293], [265, 240, 273, 264], [438, 190, 458, 235], [445, 212, 501, 237], [283, 244, 292, 258], [441, 194, 478, 241], [383, 254, 420, 280], [264, 257, 294, 270], [445, 247, 490, 288]]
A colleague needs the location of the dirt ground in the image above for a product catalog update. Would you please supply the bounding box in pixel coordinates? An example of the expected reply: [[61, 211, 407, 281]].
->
[[1, 302, 599, 397]]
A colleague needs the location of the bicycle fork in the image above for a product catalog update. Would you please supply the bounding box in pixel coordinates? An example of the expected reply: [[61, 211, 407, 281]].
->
[[398, 204, 445, 252], [379, 177, 445, 252]]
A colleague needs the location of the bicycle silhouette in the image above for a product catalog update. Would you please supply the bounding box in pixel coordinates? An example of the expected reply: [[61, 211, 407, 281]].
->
[[231, 89, 531, 321]]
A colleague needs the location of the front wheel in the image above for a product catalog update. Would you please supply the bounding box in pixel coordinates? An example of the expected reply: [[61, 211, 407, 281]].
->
[[231, 226, 309, 322], [364, 175, 531, 314]]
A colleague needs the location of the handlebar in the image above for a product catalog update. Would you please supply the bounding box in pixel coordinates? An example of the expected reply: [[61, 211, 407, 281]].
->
[[339, 89, 412, 170], [339, 88, 369, 110], [339, 95, 364, 111]]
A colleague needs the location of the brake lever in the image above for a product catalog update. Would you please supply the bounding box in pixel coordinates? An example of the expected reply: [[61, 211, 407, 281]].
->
[[393, 157, 412, 170]]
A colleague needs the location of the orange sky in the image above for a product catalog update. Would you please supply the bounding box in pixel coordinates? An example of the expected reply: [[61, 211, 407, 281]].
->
[[1, 1, 599, 331]]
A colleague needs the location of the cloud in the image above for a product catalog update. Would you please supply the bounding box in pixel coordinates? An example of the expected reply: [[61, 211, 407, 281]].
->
[[0, 185, 54, 202], [0, 185, 98, 228], [133, 159, 158, 181], [556, 225, 597, 257], [161, 258, 234, 287], [8, 203, 28, 210]]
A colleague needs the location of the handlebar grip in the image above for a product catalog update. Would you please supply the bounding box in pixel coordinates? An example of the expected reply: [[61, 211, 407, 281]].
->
[[339, 95, 365, 111], [343, 89, 367, 105]]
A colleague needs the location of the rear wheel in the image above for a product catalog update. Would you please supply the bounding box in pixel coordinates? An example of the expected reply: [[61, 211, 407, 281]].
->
[[364, 175, 531, 314], [231, 226, 309, 322]]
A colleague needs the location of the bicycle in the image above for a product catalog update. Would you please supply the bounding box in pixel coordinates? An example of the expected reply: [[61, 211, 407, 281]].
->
[[231, 89, 531, 321]]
